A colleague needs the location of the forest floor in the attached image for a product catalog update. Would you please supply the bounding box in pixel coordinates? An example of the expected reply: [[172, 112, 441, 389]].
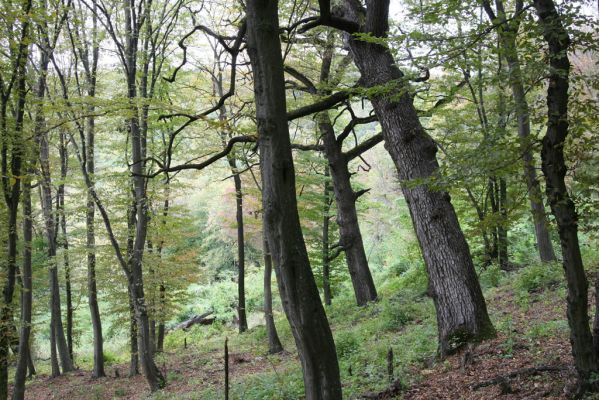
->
[[13, 263, 587, 399]]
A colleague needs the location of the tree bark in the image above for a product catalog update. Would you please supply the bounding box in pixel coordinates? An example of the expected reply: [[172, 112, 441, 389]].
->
[[230, 158, 248, 333], [342, 0, 495, 356], [263, 237, 283, 354], [533, 0, 598, 392], [86, 102, 105, 378], [123, 0, 164, 388], [58, 131, 74, 362], [319, 117, 377, 305], [0, 1, 31, 394], [35, 47, 74, 375], [321, 165, 333, 306], [246, 1, 342, 397], [128, 293, 139, 377], [483, 0, 556, 262], [12, 180, 33, 400]]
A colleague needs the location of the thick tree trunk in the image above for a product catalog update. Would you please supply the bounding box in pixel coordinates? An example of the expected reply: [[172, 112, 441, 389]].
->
[[263, 237, 283, 354], [342, 0, 494, 356], [484, 0, 556, 262], [321, 166, 333, 306], [533, 0, 598, 392], [246, 2, 342, 398], [12, 181, 33, 400]]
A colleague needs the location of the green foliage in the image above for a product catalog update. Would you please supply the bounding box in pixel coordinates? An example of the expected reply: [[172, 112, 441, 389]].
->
[[513, 261, 563, 294]]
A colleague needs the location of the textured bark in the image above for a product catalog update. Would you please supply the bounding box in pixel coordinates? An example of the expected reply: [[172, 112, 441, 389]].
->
[[58, 131, 74, 362], [128, 293, 139, 377], [263, 237, 283, 354], [321, 166, 333, 306], [246, 1, 342, 397], [12, 181, 33, 400], [533, 0, 598, 391], [321, 119, 377, 306], [231, 159, 248, 333], [342, 0, 494, 356], [35, 48, 74, 375], [483, 0, 556, 262], [86, 108, 105, 378], [0, 2, 31, 394], [497, 178, 509, 269], [123, 0, 164, 388]]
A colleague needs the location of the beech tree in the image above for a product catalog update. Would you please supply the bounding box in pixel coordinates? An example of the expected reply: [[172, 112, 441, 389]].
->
[[246, 0, 342, 397], [1, 0, 32, 396], [533, 0, 598, 394]]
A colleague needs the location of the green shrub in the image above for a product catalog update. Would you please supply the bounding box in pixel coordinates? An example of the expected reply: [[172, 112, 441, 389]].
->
[[478, 263, 504, 289], [335, 331, 360, 358], [513, 261, 563, 294]]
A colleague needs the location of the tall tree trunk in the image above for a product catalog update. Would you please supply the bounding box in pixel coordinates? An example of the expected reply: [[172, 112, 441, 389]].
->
[[128, 292, 139, 377], [86, 112, 105, 378], [314, 38, 377, 305], [263, 237, 283, 354], [320, 117, 377, 305], [0, 1, 31, 394], [533, 0, 598, 393], [156, 283, 166, 353], [123, 0, 164, 388], [36, 48, 74, 374], [497, 178, 509, 269], [12, 180, 33, 400], [229, 158, 248, 333], [246, 3, 342, 398], [342, 0, 495, 356], [483, 0, 556, 262], [321, 165, 332, 306], [58, 131, 74, 361]]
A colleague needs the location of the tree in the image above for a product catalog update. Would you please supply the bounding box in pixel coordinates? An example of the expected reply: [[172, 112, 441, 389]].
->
[[533, 0, 598, 393], [301, 0, 495, 355], [0, 0, 32, 395], [482, 0, 556, 263], [245, 0, 343, 397], [66, 0, 105, 377]]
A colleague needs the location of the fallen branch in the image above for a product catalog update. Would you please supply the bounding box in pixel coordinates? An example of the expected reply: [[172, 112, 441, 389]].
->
[[169, 311, 215, 332], [469, 365, 566, 391]]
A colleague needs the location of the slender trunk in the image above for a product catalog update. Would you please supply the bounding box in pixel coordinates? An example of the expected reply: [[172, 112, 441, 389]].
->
[[533, 0, 598, 392], [246, 3, 342, 397], [342, 0, 495, 356], [156, 283, 165, 353], [316, 40, 376, 305], [86, 113, 105, 377], [321, 165, 332, 306], [229, 159, 248, 333], [0, 2, 31, 394], [12, 181, 33, 400], [58, 131, 74, 361], [497, 178, 509, 269], [128, 292, 139, 376], [263, 236, 283, 354], [320, 117, 377, 305], [485, 1, 556, 262], [36, 49, 74, 374]]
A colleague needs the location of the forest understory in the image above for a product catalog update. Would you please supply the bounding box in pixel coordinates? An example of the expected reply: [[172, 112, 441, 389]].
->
[[13, 262, 585, 400]]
